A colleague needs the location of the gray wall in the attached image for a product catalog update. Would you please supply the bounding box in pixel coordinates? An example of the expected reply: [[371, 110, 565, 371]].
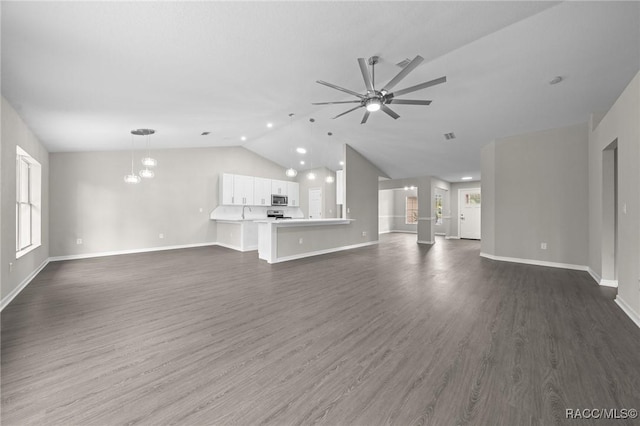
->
[[450, 181, 482, 238], [588, 71, 640, 316], [481, 143, 496, 254], [49, 146, 291, 257], [1, 97, 50, 301], [377, 188, 418, 234], [481, 122, 589, 266], [378, 189, 393, 233], [379, 176, 440, 243], [297, 167, 337, 219]]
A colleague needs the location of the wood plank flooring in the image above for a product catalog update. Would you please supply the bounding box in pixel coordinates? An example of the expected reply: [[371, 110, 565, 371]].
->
[[2, 234, 639, 425]]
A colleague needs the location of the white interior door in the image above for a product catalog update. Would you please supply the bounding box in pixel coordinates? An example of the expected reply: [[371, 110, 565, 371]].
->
[[309, 188, 322, 219], [459, 188, 481, 239]]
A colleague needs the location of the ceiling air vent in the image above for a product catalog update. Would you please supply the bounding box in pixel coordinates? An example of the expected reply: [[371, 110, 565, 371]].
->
[[444, 132, 456, 140], [396, 58, 412, 68]]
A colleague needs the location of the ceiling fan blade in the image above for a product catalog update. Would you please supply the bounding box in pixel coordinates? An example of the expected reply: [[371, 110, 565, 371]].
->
[[358, 58, 374, 93], [316, 80, 365, 99], [390, 76, 447, 97], [312, 100, 362, 105], [381, 55, 424, 93], [381, 104, 400, 120], [332, 105, 363, 119], [387, 99, 432, 105], [361, 111, 370, 124]]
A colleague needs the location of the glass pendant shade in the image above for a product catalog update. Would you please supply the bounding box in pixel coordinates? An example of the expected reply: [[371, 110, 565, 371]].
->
[[141, 157, 157, 167], [325, 176, 335, 183], [285, 168, 298, 177], [124, 174, 141, 184], [307, 172, 316, 180], [139, 168, 155, 179]]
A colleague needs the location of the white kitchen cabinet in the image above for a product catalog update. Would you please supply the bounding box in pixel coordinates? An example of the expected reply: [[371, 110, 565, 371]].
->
[[254, 177, 272, 206], [287, 181, 300, 207], [220, 173, 235, 205], [233, 174, 254, 205], [271, 179, 288, 196]]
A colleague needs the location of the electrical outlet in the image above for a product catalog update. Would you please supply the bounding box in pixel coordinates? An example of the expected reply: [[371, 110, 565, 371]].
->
[[199, 207, 203, 213], [347, 208, 350, 213], [76, 238, 83, 245], [299, 238, 303, 244], [362, 231, 367, 237], [159, 233, 164, 239], [540, 242, 547, 250], [9, 262, 14, 272]]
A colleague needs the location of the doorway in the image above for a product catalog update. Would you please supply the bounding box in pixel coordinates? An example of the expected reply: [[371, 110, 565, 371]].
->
[[601, 139, 618, 286], [309, 188, 322, 219], [459, 188, 481, 240]]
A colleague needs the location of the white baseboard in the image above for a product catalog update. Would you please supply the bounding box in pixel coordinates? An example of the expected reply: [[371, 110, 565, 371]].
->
[[479, 252, 588, 271], [49, 242, 219, 262], [272, 241, 379, 264], [446, 235, 460, 240], [417, 240, 435, 245], [434, 232, 447, 236], [215, 242, 257, 252], [615, 296, 640, 328], [1, 259, 49, 312], [378, 230, 392, 234], [587, 267, 601, 284], [599, 279, 618, 288]]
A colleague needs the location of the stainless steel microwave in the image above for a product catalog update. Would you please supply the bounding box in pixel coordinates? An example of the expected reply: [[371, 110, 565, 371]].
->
[[271, 194, 288, 206]]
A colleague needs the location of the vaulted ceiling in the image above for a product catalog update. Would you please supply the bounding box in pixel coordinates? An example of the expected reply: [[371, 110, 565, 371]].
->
[[2, 1, 639, 182]]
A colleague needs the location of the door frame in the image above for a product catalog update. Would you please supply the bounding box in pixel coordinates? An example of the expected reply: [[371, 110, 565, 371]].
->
[[458, 187, 481, 239]]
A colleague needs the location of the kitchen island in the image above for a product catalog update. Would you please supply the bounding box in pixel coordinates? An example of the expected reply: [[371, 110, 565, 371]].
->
[[256, 218, 369, 263]]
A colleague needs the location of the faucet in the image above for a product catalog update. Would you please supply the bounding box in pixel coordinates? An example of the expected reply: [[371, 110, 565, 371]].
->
[[241, 205, 252, 219]]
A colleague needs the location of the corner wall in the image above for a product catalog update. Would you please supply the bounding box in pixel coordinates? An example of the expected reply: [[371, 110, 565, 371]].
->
[[589, 71, 640, 321], [481, 122, 589, 267], [1, 97, 50, 304]]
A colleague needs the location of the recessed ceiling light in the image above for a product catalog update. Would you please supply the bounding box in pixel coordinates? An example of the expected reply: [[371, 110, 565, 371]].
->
[[296, 147, 306, 154], [300, 160, 305, 165], [549, 76, 563, 85], [461, 176, 473, 180], [241, 136, 246, 141], [267, 122, 273, 128]]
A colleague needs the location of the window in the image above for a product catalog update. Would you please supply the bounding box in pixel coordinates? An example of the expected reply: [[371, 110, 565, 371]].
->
[[16, 146, 42, 258], [406, 196, 418, 224]]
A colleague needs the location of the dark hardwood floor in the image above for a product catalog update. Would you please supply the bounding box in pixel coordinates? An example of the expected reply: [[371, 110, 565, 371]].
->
[[2, 234, 639, 425]]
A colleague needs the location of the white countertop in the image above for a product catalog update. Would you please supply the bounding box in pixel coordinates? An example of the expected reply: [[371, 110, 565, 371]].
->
[[254, 218, 353, 226]]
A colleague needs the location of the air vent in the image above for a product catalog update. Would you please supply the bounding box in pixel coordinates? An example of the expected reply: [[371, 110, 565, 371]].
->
[[201, 131, 211, 136], [396, 58, 412, 68], [444, 132, 456, 140]]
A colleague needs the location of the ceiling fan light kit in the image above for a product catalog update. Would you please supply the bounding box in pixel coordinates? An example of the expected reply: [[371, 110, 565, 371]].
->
[[313, 54, 446, 124]]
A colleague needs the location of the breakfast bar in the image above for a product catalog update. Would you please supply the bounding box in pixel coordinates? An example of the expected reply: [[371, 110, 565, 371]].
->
[[256, 218, 354, 263]]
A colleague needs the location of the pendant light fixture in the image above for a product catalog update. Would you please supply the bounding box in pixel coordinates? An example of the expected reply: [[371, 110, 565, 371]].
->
[[285, 113, 298, 177], [133, 129, 157, 179], [124, 133, 141, 184]]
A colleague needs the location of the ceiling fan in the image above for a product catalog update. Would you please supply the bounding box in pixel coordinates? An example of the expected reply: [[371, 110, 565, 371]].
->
[[312, 55, 446, 124]]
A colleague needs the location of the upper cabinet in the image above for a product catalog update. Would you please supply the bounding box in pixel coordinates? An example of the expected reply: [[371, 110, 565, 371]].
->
[[254, 177, 272, 206], [233, 175, 254, 205], [287, 182, 300, 207], [220, 174, 299, 207], [271, 180, 288, 196], [220, 173, 254, 205]]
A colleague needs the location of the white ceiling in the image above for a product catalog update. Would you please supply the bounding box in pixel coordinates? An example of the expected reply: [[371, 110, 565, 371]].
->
[[2, 1, 639, 182]]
